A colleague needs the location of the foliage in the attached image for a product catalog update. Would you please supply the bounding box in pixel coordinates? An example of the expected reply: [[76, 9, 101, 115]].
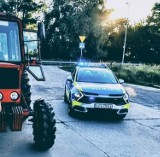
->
[[42, 0, 111, 60], [43, 1, 160, 63], [0, 0, 46, 28], [110, 64, 160, 87], [104, 18, 128, 61], [106, 2, 160, 63], [1, 0, 158, 63], [147, 3, 160, 29]]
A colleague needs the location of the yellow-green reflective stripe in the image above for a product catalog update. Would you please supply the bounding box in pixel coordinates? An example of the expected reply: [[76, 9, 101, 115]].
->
[[72, 100, 82, 106], [73, 81, 83, 91], [123, 103, 130, 109], [73, 81, 76, 86]]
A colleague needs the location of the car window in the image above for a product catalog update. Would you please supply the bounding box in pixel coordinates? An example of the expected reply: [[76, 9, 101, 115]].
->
[[77, 68, 118, 84]]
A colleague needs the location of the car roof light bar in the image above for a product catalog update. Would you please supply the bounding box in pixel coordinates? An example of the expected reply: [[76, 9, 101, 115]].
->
[[77, 62, 107, 68]]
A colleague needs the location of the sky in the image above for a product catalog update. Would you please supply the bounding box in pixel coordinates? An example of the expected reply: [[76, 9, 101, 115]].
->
[[106, 0, 160, 23]]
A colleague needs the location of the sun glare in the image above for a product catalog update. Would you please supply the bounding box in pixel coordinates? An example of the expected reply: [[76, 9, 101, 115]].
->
[[105, 0, 159, 23], [107, 1, 129, 20]]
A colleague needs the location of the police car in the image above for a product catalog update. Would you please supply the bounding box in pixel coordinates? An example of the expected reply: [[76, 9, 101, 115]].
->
[[64, 63, 130, 120]]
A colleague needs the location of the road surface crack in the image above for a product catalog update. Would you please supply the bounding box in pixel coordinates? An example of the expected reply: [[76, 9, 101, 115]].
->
[[58, 119, 110, 157], [133, 120, 160, 132]]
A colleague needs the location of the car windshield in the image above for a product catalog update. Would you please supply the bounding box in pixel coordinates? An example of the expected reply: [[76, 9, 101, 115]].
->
[[77, 68, 118, 84], [0, 20, 21, 62]]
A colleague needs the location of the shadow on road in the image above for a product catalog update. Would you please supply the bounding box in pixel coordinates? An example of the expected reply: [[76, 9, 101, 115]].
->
[[69, 110, 126, 123]]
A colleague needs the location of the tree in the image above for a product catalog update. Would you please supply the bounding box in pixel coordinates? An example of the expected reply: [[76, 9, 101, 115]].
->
[[104, 18, 128, 62], [43, 0, 111, 60], [106, 2, 160, 63], [126, 3, 160, 63], [147, 3, 160, 29], [0, 0, 46, 28], [145, 2, 160, 63]]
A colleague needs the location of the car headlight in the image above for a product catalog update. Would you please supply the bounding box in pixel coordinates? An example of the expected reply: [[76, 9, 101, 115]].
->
[[123, 93, 129, 102], [0, 92, 3, 100], [75, 91, 81, 98], [10, 92, 19, 100], [73, 90, 83, 101]]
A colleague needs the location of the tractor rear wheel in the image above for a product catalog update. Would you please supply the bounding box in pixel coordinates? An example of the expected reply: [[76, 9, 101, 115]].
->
[[33, 99, 56, 150], [21, 70, 31, 108]]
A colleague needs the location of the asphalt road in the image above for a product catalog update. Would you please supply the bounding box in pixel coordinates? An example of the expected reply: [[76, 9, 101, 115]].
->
[[0, 66, 160, 157], [124, 84, 160, 110]]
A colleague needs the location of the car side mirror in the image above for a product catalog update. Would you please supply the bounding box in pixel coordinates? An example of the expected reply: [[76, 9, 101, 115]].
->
[[67, 76, 73, 83], [119, 79, 124, 84]]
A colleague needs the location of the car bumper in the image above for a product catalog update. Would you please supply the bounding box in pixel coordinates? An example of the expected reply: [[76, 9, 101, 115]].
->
[[71, 101, 130, 115]]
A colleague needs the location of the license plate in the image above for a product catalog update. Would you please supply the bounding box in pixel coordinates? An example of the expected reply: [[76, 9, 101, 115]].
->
[[94, 103, 113, 109]]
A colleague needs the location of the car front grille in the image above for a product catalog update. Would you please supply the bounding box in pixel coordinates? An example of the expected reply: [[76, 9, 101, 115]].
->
[[0, 68, 19, 89], [80, 94, 125, 105]]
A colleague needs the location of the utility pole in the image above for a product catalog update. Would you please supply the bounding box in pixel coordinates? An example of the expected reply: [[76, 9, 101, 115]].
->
[[122, 2, 130, 64]]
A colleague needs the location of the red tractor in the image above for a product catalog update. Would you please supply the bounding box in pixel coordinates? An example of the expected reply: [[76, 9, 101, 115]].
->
[[0, 13, 56, 150]]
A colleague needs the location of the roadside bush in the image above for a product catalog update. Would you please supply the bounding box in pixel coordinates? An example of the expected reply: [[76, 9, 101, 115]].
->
[[110, 64, 160, 87]]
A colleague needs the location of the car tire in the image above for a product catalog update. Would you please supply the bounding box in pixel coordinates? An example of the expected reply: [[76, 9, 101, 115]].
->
[[64, 86, 68, 103], [33, 99, 56, 150], [115, 114, 127, 121], [68, 101, 74, 116], [68, 107, 75, 116], [68, 94, 75, 117]]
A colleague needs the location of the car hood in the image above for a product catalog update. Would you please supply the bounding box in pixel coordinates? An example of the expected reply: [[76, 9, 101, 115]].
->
[[76, 82, 125, 96]]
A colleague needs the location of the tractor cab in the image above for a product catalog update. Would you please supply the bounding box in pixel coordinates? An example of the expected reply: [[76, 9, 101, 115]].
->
[[0, 14, 45, 106]]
